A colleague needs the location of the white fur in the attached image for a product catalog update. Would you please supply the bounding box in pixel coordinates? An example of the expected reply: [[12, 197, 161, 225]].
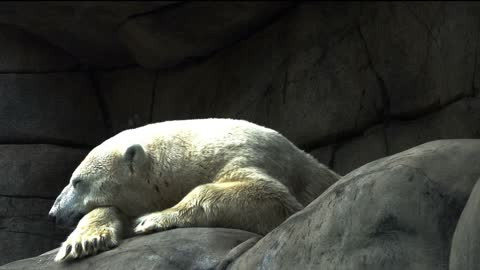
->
[[52, 118, 340, 262]]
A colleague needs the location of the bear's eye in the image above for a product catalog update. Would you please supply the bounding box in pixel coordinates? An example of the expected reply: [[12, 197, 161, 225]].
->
[[72, 178, 83, 188]]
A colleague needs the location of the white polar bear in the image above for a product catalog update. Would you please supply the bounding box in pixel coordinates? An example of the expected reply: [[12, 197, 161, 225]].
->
[[49, 118, 340, 262]]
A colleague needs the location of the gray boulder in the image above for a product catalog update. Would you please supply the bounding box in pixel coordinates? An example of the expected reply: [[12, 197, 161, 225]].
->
[[0, 228, 259, 270], [230, 139, 480, 270], [449, 179, 480, 270]]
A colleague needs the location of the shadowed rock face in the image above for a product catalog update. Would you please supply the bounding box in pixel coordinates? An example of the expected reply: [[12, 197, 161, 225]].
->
[[0, 228, 260, 270], [229, 140, 480, 270], [0, 1, 179, 68], [119, 2, 297, 68]]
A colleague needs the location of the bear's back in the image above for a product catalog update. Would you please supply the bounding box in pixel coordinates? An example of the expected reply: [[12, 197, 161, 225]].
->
[[111, 118, 339, 206]]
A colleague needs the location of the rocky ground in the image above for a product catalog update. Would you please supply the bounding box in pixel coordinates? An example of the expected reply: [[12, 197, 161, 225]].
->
[[1, 140, 479, 269]]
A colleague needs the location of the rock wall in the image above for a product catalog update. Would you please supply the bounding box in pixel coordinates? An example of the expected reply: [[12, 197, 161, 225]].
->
[[0, 1, 480, 266], [0, 24, 105, 265]]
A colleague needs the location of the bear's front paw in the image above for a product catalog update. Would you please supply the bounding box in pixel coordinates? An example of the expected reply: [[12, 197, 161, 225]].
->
[[134, 210, 180, 235], [54, 226, 118, 262]]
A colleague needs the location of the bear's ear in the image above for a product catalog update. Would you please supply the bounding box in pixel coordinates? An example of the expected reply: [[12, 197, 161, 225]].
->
[[124, 144, 147, 174]]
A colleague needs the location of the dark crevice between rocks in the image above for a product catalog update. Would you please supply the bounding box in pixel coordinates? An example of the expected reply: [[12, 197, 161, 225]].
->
[[302, 94, 479, 153], [382, 126, 390, 155], [0, 194, 55, 201], [0, 141, 93, 150], [87, 64, 141, 73], [0, 64, 145, 74], [0, 68, 84, 74], [329, 144, 340, 171], [88, 68, 113, 137], [356, 19, 393, 153], [389, 92, 477, 121], [149, 71, 160, 123], [132, 2, 301, 72], [404, 3, 442, 47], [472, 17, 480, 97], [356, 21, 391, 117], [115, 1, 188, 30], [215, 236, 262, 270]]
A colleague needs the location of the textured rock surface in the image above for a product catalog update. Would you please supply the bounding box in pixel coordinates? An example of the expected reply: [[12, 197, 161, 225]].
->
[[152, 3, 383, 147], [230, 140, 480, 270], [330, 98, 480, 174], [0, 23, 77, 72], [0, 145, 88, 198], [332, 125, 387, 175], [0, 197, 70, 266], [360, 2, 479, 117], [386, 98, 480, 154], [119, 1, 296, 68], [0, 145, 88, 266], [0, 73, 107, 145], [96, 68, 157, 135], [0, 228, 259, 270], [450, 179, 480, 270], [0, 2, 178, 67], [308, 145, 335, 169]]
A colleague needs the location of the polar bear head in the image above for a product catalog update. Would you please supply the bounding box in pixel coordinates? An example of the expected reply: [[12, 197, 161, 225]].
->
[[49, 142, 154, 227]]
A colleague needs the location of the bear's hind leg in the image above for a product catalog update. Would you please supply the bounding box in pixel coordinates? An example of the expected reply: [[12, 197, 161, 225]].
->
[[55, 207, 128, 262], [134, 178, 303, 235]]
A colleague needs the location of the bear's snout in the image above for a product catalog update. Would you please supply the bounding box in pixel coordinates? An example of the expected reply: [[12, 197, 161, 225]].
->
[[49, 184, 86, 228], [47, 209, 56, 222], [49, 205, 84, 228]]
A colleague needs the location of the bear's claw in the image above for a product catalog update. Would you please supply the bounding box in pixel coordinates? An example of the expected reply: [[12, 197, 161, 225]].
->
[[133, 211, 179, 235], [54, 228, 118, 262], [133, 214, 161, 234]]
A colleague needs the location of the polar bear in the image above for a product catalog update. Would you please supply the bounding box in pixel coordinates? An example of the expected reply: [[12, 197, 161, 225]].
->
[[48, 118, 340, 262]]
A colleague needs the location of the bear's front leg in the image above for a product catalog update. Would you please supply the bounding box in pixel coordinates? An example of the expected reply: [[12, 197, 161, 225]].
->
[[134, 179, 303, 235], [55, 207, 127, 262]]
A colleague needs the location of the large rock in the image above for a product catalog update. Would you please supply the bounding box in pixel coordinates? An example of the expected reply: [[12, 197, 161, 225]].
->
[[96, 68, 157, 135], [359, 2, 479, 117], [152, 3, 383, 147], [230, 140, 480, 270], [0, 2, 178, 67], [119, 1, 296, 68], [449, 179, 480, 270], [0, 23, 77, 72], [0, 73, 107, 145], [0, 228, 259, 270]]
